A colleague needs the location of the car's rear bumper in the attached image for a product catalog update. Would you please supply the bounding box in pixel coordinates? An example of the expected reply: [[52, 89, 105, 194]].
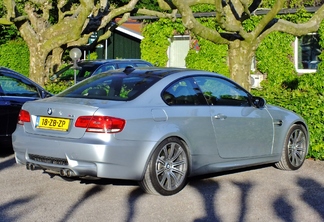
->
[[13, 129, 157, 181]]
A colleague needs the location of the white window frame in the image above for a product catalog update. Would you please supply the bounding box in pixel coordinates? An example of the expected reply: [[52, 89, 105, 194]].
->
[[294, 33, 320, 74]]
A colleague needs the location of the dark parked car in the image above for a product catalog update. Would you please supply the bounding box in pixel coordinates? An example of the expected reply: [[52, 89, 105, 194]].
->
[[13, 67, 308, 195], [50, 59, 153, 82], [0, 67, 51, 150]]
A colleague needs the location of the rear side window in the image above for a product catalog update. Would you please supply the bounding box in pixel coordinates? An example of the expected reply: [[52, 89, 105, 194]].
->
[[162, 77, 206, 105], [58, 72, 161, 101]]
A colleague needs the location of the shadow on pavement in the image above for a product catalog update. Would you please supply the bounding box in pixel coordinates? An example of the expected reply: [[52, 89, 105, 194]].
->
[[2, 156, 324, 221], [44, 171, 138, 187], [297, 177, 324, 218], [190, 179, 222, 222], [0, 195, 36, 222], [58, 186, 105, 222]]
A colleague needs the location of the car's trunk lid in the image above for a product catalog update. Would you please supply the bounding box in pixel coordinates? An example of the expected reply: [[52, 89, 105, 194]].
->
[[21, 97, 118, 139]]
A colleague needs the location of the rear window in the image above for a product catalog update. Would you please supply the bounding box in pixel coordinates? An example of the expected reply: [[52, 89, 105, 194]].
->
[[58, 72, 161, 101]]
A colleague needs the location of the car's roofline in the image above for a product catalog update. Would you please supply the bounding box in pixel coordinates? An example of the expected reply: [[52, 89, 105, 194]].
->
[[77, 59, 153, 65], [101, 66, 225, 78]]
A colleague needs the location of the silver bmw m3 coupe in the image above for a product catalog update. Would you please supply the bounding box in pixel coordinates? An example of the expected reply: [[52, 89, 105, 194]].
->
[[13, 67, 309, 195]]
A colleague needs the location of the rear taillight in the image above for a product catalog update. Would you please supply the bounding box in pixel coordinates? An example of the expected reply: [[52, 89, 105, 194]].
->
[[75, 116, 125, 133], [18, 109, 31, 125]]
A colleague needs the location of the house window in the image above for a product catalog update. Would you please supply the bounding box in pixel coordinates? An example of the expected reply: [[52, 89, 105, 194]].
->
[[167, 35, 190, 68], [294, 33, 321, 73]]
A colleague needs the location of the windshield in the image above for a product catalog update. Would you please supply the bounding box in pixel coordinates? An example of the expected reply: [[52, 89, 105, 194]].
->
[[57, 72, 161, 101]]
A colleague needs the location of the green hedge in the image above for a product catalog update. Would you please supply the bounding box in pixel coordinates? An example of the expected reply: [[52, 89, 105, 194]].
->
[[0, 40, 29, 76]]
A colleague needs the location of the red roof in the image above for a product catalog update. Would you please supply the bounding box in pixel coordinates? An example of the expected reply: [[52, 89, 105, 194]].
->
[[116, 18, 143, 34]]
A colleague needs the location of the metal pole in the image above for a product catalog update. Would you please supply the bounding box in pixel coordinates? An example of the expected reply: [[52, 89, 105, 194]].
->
[[73, 60, 77, 85], [74, 69, 77, 85]]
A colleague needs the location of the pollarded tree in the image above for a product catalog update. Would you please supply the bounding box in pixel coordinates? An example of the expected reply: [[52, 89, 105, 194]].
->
[[157, 0, 324, 90], [0, 0, 173, 85]]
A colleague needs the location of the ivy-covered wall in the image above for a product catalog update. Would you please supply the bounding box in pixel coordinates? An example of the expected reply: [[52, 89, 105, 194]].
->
[[254, 20, 324, 160], [141, 18, 230, 77], [141, 14, 324, 160]]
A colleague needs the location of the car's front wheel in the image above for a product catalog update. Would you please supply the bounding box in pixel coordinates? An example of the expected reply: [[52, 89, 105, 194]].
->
[[275, 124, 308, 170], [139, 137, 189, 195]]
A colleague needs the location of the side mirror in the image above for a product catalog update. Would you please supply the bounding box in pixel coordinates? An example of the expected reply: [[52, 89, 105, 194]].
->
[[252, 96, 266, 108]]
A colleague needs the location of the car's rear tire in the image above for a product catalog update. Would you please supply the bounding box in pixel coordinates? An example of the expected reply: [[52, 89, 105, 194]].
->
[[139, 137, 189, 196], [275, 124, 308, 170]]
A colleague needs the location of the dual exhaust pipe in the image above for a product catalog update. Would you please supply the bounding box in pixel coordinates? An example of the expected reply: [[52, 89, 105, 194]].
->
[[26, 162, 37, 171], [59, 169, 76, 177], [26, 162, 75, 177]]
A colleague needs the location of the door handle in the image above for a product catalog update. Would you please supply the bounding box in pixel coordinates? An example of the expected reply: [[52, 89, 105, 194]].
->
[[214, 113, 227, 120]]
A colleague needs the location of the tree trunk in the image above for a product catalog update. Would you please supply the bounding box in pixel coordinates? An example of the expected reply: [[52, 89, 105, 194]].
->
[[228, 40, 254, 91], [51, 47, 64, 73], [28, 46, 48, 85]]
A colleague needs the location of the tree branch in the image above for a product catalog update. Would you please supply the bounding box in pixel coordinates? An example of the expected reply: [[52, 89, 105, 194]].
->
[[67, 34, 91, 47], [158, 0, 215, 10], [12, 15, 29, 23], [215, 0, 225, 27], [252, 0, 284, 38], [40, 0, 94, 48], [24, 3, 40, 33], [0, 18, 13, 25], [98, 0, 140, 30], [172, 0, 228, 44], [57, 0, 75, 21], [3, 0, 16, 19], [137, 8, 176, 19], [259, 4, 324, 40], [29, 0, 52, 20]]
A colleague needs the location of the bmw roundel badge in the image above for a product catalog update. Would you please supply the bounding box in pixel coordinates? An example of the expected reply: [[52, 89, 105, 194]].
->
[[47, 108, 52, 115]]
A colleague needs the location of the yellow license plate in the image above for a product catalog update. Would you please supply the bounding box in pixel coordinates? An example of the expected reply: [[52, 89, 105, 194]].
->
[[37, 116, 70, 131]]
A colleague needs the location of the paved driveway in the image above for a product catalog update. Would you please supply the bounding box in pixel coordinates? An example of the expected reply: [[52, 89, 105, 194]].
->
[[1, 152, 324, 222]]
